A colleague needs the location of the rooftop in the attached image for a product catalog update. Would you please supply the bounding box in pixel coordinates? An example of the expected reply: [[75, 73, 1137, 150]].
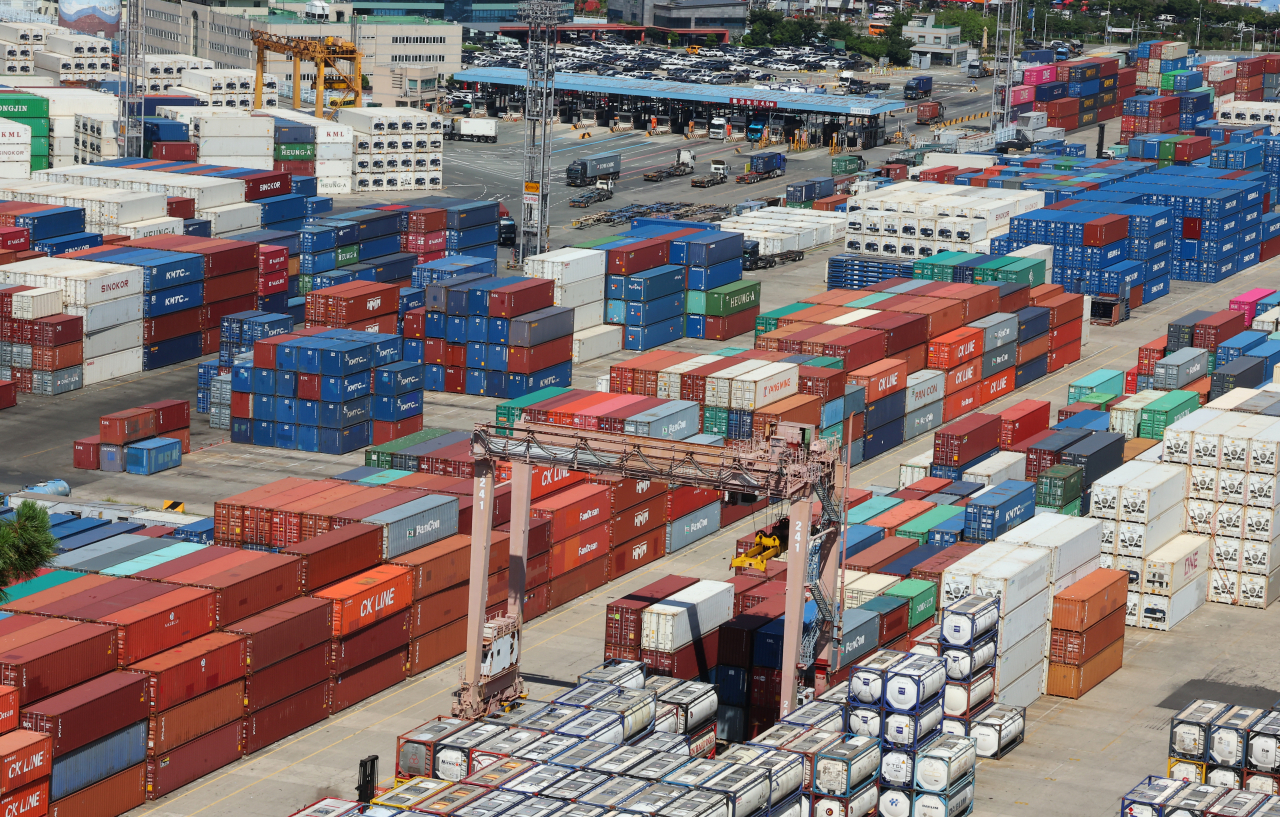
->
[[452, 67, 908, 116]]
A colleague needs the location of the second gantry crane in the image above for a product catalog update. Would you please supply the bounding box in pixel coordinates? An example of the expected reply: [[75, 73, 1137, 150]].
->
[[251, 31, 362, 119]]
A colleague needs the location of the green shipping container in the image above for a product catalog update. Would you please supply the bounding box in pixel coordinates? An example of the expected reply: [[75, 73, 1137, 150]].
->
[[846, 496, 902, 525], [1037, 497, 1082, 516], [756, 302, 809, 334], [29, 137, 47, 157], [885, 578, 937, 628], [275, 142, 317, 161], [972, 257, 1017, 283], [806, 356, 844, 369], [702, 406, 729, 435], [786, 200, 814, 209], [819, 423, 842, 440], [29, 155, 47, 171], [496, 386, 571, 434], [1078, 392, 1117, 409], [1138, 390, 1200, 439], [573, 235, 622, 249], [846, 292, 895, 308], [1035, 463, 1083, 506], [365, 427, 454, 467], [687, 280, 761, 317], [1067, 369, 1126, 404], [358, 469, 414, 485], [895, 505, 964, 546], [716, 347, 749, 356], [336, 244, 361, 266], [1, 116, 48, 137], [0, 95, 49, 118], [996, 257, 1046, 286]]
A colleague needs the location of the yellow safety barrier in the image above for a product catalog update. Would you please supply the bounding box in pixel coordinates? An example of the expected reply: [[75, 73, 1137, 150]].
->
[[938, 112, 991, 128], [580, 131, 592, 138]]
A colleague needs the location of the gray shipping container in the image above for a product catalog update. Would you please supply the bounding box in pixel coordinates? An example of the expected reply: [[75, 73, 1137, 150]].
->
[[1154, 347, 1209, 389], [51, 719, 148, 800], [982, 345, 1016, 378], [837, 608, 880, 668], [905, 371, 945, 413], [362, 493, 459, 558], [54, 534, 174, 570], [845, 439, 864, 467], [625, 400, 701, 440], [666, 502, 722, 553], [32, 365, 83, 396], [904, 401, 944, 440], [581, 153, 622, 176], [686, 433, 725, 446], [510, 306, 576, 347], [969, 313, 1018, 350], [844, 384, 867, 416]]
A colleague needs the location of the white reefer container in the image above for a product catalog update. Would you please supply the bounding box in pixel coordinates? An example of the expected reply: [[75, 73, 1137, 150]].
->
[[962, 451, 1026, 485], [526, 248, 606, 286], [555, 276, 606, 310], [82, 321, 141, 359], [1141, 572, 1209, 631], [65, 295, 142, 333], [940, 545, 1012, 608], [81, 347, 143, 385], [1119, 464, 1187, 524], [1191, 412, 1251, 468], [572, 326, 622, 364], [10, 287, 61, 319], [705, 360, 769, 408], [729, 362, 799, 411], [1089, 460, 1157, 519], [996, 514, 1100, 579], [1115, 503, 1183, 559], [1249, 422, 1280, 474], [1163, 409, 1226, 465], [974, 544, 1052, 612], [641, 580, 733, 652]]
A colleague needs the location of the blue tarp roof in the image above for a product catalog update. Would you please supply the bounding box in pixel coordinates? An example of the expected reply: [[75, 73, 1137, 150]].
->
[[453, 67, 908, 117]]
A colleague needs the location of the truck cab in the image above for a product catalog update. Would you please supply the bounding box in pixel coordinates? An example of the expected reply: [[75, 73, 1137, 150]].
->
[[498, 217, 516, 247], [746, 114, 768, 140], [709, 116, 728, 139], [903, 75, 933, 100]]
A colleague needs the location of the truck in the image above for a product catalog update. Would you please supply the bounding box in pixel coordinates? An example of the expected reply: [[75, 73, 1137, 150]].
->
[[916, 101, 946, 126], [644, 148, 695, 181], [709, 116, 728, 140], [566, 151, 622, 187], [736, 152, 786, 184], [568, 179, 614, 207], [966, 60, 992, 79], [903, 75, 933, 100], [445, 117, 498, 143], [742, 239, 804, 270], [498, 217, 516, 246], [746, 113, 769, 141], [691, 158, 728, 188]]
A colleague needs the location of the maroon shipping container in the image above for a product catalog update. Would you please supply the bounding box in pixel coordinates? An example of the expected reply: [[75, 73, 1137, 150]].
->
[[20, 672, 149, 757], [238, 171, 291, 201], [1083, 214, 1129, 247], [100, 586, 219, 665], [145, 720, 244, 800], [702, 308, 759, 342], [604, 574, 699, 647], [99, 407, 156, 446], [49, 763, 145, 817], [642, 629, 719, 679], [588, 475, 669, 514], [726, 574, 764, 606], [152, 141, 198, 160], [281, 523, 382, 591], [245, 642, 331, 713], [144, 307, 202, 344], [128, 632, 247, 712], [223, 596, 331, 672], [1194, 309, 1248, 350], [605, 528, 667, 581], [72, 436, 99, 470], [506, 336, 572, 375], [245, 680, 328, 754], [548, 558, 609, 610], [933, 413, 1002, 465], [0, 380, 13, 410], [408, 619, 466, 676], [737, 578, 786, 613], [606, 239, 669, 275], [166, 195, 197, 219], [531, 484, 611, 543], [857, 312, 928, 355], [203, 268, 257, 303], [0, 622, 118, 704], [843, 536, 918, 574], [138, 399, 189, 434], [875, 600, 910, 646], [332, 610, 411, 674], [147, 679, 244, 755], [822, 328, 885, 372], [608, 493, 666, 547], [489, 279, 554, 318], [717, 598, 785, 667], [999, 400, 1051, 449], [329, 648, 408, 713], [667, 486, 721, 520], [31, 315, 81, 347], [165, 553, 302, 625], [200, 294, 258, 328]]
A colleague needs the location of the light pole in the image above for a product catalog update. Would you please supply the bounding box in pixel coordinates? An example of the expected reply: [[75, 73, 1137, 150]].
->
[[1196, 0, 1201, 48]]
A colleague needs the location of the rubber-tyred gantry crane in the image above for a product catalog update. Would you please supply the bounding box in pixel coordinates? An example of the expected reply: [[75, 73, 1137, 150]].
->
[[452, 421, 845, 720], [251, 31, 362, 119]]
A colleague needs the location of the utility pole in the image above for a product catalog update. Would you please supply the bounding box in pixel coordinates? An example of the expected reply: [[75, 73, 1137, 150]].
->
[[120, 0, 143, 157], [518, 0, 559, 266]]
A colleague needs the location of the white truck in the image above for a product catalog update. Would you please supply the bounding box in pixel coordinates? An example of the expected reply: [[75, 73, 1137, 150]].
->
[[445, 117, 497, 143]]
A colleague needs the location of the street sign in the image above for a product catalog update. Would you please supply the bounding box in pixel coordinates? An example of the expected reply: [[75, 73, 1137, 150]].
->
[[849, 106, 873, 116], [522, 192, 540, 205], [523, 181, 540, 193]]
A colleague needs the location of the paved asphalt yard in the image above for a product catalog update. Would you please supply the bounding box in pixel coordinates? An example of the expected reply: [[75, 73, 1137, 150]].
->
[[2, 62, 1274, 817]]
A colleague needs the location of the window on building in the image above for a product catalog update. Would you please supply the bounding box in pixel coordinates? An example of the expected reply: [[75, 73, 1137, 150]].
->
[[933, 36, 940, 43], [917, 34, 924, 41], [408, 79, 418, 88]]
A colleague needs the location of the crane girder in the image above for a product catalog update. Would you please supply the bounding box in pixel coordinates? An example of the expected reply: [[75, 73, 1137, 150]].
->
[[251, 30, 362, 119]]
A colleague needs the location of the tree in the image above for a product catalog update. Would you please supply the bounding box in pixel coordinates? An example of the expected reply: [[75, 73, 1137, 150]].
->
[[824, 20, 855, 43], [704, 33, 719, 45], [773, 18, 805, 45], [668, 31, 680, 46], [0, 501, 57, 602]]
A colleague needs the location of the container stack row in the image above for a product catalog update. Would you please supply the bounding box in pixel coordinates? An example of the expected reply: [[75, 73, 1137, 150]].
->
[[1016, 53, 1136, 131], [0, 90, 50, 176], [177, 68, 279, 112], [271, 109, 358, 196], [1045, 568, 1128, 699], [0, 268, 86, 395], [1165, 698, 1280, 790], [337, 108, 445, 193], [74, 399, 191, 474]]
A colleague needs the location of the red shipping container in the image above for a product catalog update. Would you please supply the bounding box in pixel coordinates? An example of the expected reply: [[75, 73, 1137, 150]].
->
[[1016, 334, 1052, 365], [282, 523, 382, 592], [374, 416, 424, 446], [1049, 342, 1082, 372], [667, 486, 720, 520], [72, 436, 99, 470], [165, 552, 302, 625], [20, 672, 148, 757], [128, 631, 247, 712], [548, 558, 609, 610], [609, 493, 667, 545], [166, 196, 196, 220], [138, 399, 189, 434], [943, 384, 982, 422], [944, 358, 982, 395], [31, 316, 81, 347], [848, 359, 907, 403], [0, 228, 28, 253], [531, 484, 611, 542], [101, 586, 219, 666], [979, 371, 1016, 405], [489, 279, 554, 318], [605, 529, 668, 581], [0, 779, 46, 817], [313, 565, 413, 637], [238, 171, 290, 201], [642, 629, 719, 679], [48, 763, 144, 817], [1083, 214, 1129, 247], [933, 413, 1001, 465], [145, 720, 244, 800], [1040, 293, 1085, 327], [1051, 319, 1083, 349], [548, 522, 611, 577], [0, 731, 52, 792], [0, 622, 119, 703], [245, 642, 330, 713], [99, 408, 157, 446], [144, 307, 202, 344], [927, 327, 983, 369], [844, 536, 918, 573], [152, 142, 199, 161], [329, 648, 408, 714], [702, 307, 759, 342], [203, 268, 257, 303], [332, 610, 411, 674], [588, 475, 669, 514], [607, 239, 669, 274], [223, 596, 332, 671], [507, 335, 572, 375]]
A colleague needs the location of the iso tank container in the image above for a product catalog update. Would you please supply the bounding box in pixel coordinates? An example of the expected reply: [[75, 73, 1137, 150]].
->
[[809, 738, 879, 798], [641, 580, 734, 652], [701, 764, 770, 817], [657, 681, 718, 733]]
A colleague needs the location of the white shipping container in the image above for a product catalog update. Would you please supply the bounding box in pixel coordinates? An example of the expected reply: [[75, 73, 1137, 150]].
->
[[82, 347, 143, 385], [641, 580, 734, 652], [316, 177, 352, 195], [1110, 391, 1164, 439], [995, 663, 1042, 709], [572, 325, 622, 363], [1221, 416, 1280, 472], [193, 115, 274, 138], [1245, 506, 1280, 542], [996, 586, 1051, 653], [1192, 412, 1249, 467], [316, 160, 353, 177], [961, 451, 1027, 485], [1247, 471, 1279, 509], [995, 514, 1101, 579], [1142, 572, 1209, 630], [1115, 504, 1185, 558], [1242, 537, 1280, 575], [905, 370, 945, 413], [10, 287, 61, 319], [82, 320, 141, 359], [65, 294, 143, 332], [940, 544, 1016, 608], [555, 276, 606, 309], [119, 217, 183, 239], [1118, 464, 1186, 524], [1206, 389, 1259, 411], [572, 301, 604, 333], [198, 136, 274, 156], [898, 451, 933, 489], [1163, 409, 1225, 465], [0, 161, 29, 179], [198, 202, 262, 235], [526, 248, 606, 285], [730, 362, 799, 411], [1210, 569, 1240, 605], [316, 142, 355, 161], [1142, 534, 1211, 596], [1089, 461, 1157, 520], [705, 361, 769, 408], [843, 572, 898, 608], [993, 623, 1047, 690], [973, 546, 1050, 614], [1240, 567, 1280, 609]]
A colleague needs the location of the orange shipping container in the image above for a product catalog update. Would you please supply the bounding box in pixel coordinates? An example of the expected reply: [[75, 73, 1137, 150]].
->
[[1045, 637, 1123, 699], [927, 327, 984, 370], [1016, 334, 1051, 365], [313, 565, 413, 637], [979, 372, 1015, 405], [1052, 569, 1128, 631], [943, 384, 981, 422], [548, 522, 611, 578], [1029, 284, 1065, 305], [865, 500, 936, 537], [0, 686, 17, 734], [1049, 605, 1125, 665], [891, 342, 928, 375], [944, 359, 982, 395], [848, 359, 907, 403]]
